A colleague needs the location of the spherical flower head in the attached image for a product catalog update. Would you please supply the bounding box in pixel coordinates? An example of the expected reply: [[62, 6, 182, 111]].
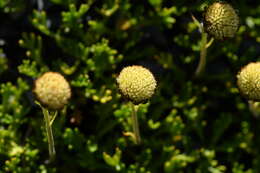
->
[[203, 2, 239, 40], [34, 72, 71, 110], [117, 65, 157, 104], [237, 62, 260, 101]]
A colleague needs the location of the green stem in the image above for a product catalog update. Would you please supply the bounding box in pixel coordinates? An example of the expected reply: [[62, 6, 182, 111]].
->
[[130, 102, 141, 144], [42, 108, 56, 161], [195, 31, 208, 77], [50, 111, 58, 126], [248, 100, 260, 117]]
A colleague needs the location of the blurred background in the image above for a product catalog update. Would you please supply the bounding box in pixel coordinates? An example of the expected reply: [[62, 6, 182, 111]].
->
[[0, 0, 259, 172]]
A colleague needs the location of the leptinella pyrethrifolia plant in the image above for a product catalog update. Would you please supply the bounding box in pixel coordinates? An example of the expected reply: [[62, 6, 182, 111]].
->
[[116, 65, 157, 144], [193, 1, 240, 77], [237, 62, 260, 117], [0, 0, 260, 172], [34, 72, 71, 161]]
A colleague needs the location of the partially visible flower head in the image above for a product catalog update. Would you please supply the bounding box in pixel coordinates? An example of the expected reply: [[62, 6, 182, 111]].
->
[[34, 72, 71, 110], [117, 65, 157, 104], [204, 2, 239, 40], [237, 62, 260, 101]]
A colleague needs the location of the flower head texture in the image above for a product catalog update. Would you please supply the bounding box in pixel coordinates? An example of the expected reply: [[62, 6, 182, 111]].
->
[[237, 62, 260, 101], [34, 72, 71, 110], [204, 2, 239, 40], [117, 65, 157, 104]]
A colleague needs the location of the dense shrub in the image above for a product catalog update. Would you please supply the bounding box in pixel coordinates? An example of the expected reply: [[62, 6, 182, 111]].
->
[[0, 0, 259, 172]]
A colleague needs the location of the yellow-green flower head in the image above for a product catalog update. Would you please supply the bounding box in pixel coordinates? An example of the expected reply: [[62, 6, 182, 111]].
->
[[117, 65, 157, 104], [204, 2, 239, 40], [237, 62, 260, 101], [34, 72, 71, 110]]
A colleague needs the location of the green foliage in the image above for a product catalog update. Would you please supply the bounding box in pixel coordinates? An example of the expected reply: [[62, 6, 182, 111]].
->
[[0, 78, 29, 126], [0, 0, 260, 172], [18, 59, 40, 78], [103, 148, 124, 171], [0, 49, 8, 74]]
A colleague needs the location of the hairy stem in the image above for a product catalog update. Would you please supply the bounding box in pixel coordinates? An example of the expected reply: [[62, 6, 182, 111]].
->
[[130, 102, 141, 144]]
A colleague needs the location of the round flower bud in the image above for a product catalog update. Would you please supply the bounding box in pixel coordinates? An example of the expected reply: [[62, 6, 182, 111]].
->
[[117, 65, 157, 104], [34, 72, 71, 110], [203, 2, 239, 40], [237, 62, 260, 101]]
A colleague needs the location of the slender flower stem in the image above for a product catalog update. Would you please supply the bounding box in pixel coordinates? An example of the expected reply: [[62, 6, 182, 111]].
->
[[42, 108, 56, 161], [50, 111, 58, 126], [206, 37, 214, 48], [248, 100, 260, 117], [35, 101, 57, 161], [195, 31, 208, 77], [191, 14, 214, 78], [130, 102, 141, 144]]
